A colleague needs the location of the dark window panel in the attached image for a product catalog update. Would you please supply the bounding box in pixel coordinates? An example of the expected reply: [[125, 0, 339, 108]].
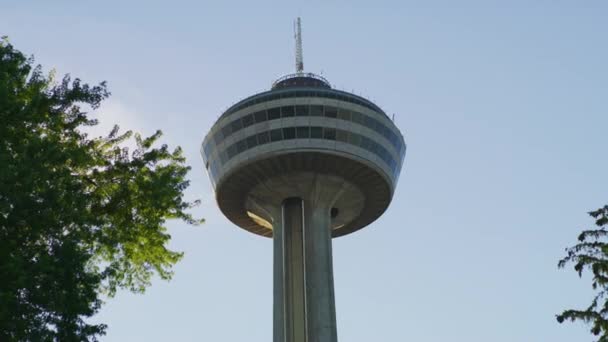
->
[[295, 105, 309, 116], [374, 120, 384, 134], [242, 114, 255, 128], [246, 135, 257, 149], [282, 127, 296, 139], [310, 126, 323, 139], [270, 128, 283, 142], [237, 139, 248, 153], [227, 144, 238, 158], [360, 136, 372, 150], [257, 131, 270, 145], [310, 105, 324, 116], [348, 132, 361, 146], [372, 142, 383, 155], [254, 110, 267, 123], [213, 131, 223, 145], [296, 126, 310, 138], [222, 124, 232, 138], [364, 115, 375, 128], [281, 106, 295, 117], [231, 118, 243, 132], [337, 109, 351, 121], [325, 106, 337, 118], [220, 151, 228, 164], [268, 107, 281, 120], [351, 111, 365, 125], [323, 128, 336, 140], [336, 129, 348, 142]]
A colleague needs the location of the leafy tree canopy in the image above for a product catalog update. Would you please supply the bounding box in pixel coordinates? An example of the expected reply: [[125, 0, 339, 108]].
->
[[0, 38, 203, 341], [558, 205, 608, 341]]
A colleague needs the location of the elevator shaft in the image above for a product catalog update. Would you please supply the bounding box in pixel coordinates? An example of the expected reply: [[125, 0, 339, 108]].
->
[[273, 198, 337, 342]]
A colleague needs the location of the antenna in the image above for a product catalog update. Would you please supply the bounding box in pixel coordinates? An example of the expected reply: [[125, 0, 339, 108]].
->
[[295, 17, 304, 73]]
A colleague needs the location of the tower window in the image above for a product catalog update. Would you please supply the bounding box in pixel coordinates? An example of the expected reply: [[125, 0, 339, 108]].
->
[[270, 128, 283, 142], [310, 105, 323, 116], [338, 109, 351, 121], [296, 126, 310, 138], [324, 107, 337, 118], [281, 106, 295, 117], [254, 110, 267, 123], [336, 129, 348, 142], [237, 139, 248, 153], [323, 128, 336, 140], [310, 127, 323, 139], [295, 105, 309, 116], [257, 131, 270, 145], [268, 107, 281, 120], [231, 119, 243, 132], [242, 114, 255, 128], [246, 135, 257, 149], [282, 127, 296, 139]]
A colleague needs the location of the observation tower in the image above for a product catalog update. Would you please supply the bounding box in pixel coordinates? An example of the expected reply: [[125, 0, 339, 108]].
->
[[201, 18, 406, 342]]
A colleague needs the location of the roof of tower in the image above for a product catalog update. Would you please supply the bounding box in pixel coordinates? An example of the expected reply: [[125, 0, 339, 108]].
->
[[271, 72, 331, 90]]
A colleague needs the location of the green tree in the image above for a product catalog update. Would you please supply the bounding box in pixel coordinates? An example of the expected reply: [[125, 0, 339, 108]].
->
[[558, 205, 608, 341], [0, 39, 203, 341]]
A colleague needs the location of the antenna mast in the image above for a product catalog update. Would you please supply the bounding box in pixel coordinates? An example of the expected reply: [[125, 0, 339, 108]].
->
[[295, 17, 304, 73]]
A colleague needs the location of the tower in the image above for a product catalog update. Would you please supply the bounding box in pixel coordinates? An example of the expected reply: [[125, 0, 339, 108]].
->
[[201, 18, 406, 342]]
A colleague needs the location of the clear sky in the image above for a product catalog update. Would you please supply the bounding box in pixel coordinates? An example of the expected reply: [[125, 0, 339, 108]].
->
[[2, 1, 607, 341]]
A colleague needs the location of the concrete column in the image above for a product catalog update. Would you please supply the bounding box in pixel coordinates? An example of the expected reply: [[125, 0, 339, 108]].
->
[[273, 197, 338, 342]]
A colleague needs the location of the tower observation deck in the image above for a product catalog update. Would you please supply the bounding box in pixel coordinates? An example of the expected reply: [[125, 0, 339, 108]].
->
[[201, 18, 406, 342]]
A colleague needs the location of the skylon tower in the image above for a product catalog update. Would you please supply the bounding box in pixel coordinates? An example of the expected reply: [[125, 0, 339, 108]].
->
[[201, 18, 406, 342]]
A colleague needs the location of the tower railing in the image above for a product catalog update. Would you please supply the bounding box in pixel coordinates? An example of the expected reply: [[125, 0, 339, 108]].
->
[[271, 72, 331, 89]]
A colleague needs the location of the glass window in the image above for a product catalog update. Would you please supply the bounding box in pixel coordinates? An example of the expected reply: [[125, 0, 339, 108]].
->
[[364, 115, 375, 128], [242, 114, 254, 128], [351, 111, 364, 125], [237, 139, 247, 153], [310, 126, 323, 139], [295, 105, 309, 116], [336, 129, 348, 142], [281, 106, 295, 117], [268, 107, 281, 120], [310, 105, 323, 116], [270, 128, 283, 142], [348, 132, 361, 146], [254, 110, 267, 123], [373, 120, 384, 134], [246, 135, 257, 149], [231, 118, 243, 132], [282, 127, 296, 139], [222, 125, 232, 138], [338, 109, 351, 121], [379, 125, 388, 138], [296, 126, 310, 138], [213, 131, 223, 145], [325, 106, 337, 118], [227, 143, 238, 158], [257, 131, 270, 145], [323, 128, 336, 140], [371, 141, 382, 155], [360, 136, 372, 150], [220, 151, 228, 164]]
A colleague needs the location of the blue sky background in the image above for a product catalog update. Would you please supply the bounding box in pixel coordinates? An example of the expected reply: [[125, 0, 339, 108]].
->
[[2, 1, 607, 341]]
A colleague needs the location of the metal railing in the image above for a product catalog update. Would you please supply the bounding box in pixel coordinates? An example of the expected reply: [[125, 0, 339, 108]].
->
[[271, 72, 331, 89]]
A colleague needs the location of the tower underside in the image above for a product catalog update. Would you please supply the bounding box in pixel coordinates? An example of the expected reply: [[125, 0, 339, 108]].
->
[[216, 152, 393, 238]]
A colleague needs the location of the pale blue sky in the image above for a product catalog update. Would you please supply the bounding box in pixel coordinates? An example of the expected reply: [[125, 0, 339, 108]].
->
[[2, 1, 607, 341]]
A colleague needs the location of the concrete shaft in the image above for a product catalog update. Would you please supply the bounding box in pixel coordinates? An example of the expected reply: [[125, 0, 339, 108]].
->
[[274, 198, 337, 342]]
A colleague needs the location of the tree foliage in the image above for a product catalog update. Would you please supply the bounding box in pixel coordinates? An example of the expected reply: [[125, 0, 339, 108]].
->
[[0, 38, 203, 341], [558, 205, 608, 341]]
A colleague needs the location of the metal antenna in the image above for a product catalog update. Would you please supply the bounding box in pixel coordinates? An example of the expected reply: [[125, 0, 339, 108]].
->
[[295, 17, 304, 73]]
